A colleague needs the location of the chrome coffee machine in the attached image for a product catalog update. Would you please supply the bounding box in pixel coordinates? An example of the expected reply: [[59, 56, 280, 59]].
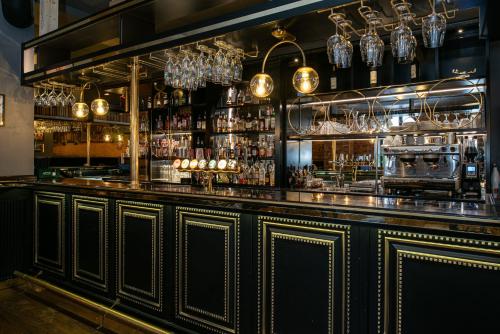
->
[[381, 143, 461, 197]]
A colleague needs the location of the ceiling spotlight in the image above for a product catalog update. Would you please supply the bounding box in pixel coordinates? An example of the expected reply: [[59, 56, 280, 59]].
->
[[458, 28, 464, 34]]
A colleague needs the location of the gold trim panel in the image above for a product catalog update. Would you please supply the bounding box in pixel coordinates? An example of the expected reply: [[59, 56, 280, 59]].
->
[[34, 192, 66, 276], [257, 215, 351, 334], [116, 200, 164, 312], [377, 229, 500, 334], [71, 195, 109, 291], [175, 206, 240, 334]]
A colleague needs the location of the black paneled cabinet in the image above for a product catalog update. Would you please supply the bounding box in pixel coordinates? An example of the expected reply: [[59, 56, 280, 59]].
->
[[373, 229, 500, 334], [31, 190, 500, 334]]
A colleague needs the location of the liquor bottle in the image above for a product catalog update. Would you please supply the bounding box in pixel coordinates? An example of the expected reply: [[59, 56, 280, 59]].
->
[[245, 113, 252, 131], [147, 96, 152, 109], [270, 108, 276, 130], [201, 114, 206, 130], [251, 140, 258, 158], [269, 163, 275, 186], [264, 108, 271, 131], [258, 162, 266, 185], [266, 137, 274, 158], [259, 138, 266, 158], [196, 115, 202, 129], [217, 113, 222, 132], [265, 166, 270, 186]]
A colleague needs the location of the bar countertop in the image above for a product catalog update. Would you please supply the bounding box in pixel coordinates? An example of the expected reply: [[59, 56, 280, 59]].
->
[[30, 178, 500, 225]]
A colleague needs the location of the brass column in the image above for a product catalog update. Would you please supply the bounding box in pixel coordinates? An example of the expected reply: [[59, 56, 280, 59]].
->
[[85, 122, 91, 166], [129, 57, 140, 188]]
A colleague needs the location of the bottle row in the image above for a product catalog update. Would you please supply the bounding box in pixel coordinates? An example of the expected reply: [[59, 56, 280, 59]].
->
[[213, 106, 276, 133], [153, 110, 208, 132]]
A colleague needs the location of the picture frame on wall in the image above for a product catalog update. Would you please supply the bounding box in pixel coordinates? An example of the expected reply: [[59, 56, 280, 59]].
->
[[0, 94, 4, 126]]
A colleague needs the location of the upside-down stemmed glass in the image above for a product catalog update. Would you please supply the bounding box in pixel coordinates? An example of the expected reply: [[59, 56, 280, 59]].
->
[[360, 16, 384, 67], [213, 47, 225, 84], [232, 50, 243, 82], [422, 0, 446, 48], [66, 88, 76, 107], [391, 12, 417, 64], [164, 52, 175, 86], [327, 25, 353, 69]]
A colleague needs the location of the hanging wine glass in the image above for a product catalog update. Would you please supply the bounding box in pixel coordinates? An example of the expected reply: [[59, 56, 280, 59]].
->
[[172, 56, 182, 89], [422, 0, 446, 48], [213, 47, 225, 84], [391, 12, 417, 64], [66, 87, 76, 106], [327, 13, 353, 69], [34, 88, 43, 107], [164, 52, 175, 87], [205, 48, 214, 82], [56, 86, 67, 107], [196, 46, 208, 88], [360, 14, 384, 67], [232, 49, 243, 82], [48, 84, 58, 107], [189, 53, 199, 91], [221, 51, 232, 86]]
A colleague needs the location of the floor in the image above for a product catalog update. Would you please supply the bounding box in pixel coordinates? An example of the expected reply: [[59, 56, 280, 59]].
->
[[0, 280, 103, 334]]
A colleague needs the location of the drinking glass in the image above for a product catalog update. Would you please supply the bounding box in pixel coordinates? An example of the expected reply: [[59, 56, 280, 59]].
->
[[56, 87, 67, 107], [196, 49, 207, 88], [164, 52, 175, 86], [48, 85, 58, 107], [213, 48, 225, 84], [232, 51, 243, 82], [221, 52, 232, 86], [327, 33, 352, 68], [66, 88, 76, 106], [391, 13, 417, 64], [360, 18, 384, 67], [205, 49, 214, 82], [422, 12, 446, 48]]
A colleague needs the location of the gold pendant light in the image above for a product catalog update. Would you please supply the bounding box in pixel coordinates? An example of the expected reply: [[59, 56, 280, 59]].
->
[[250, 30, 319, 98], [72, 82, 110, 119]]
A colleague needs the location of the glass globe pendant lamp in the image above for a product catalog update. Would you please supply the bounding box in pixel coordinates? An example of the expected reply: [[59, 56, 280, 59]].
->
[[250, 38, 319, 98], [422, 0, 446, 48], [72, 82, 109, 119], [293, 66, 319, 94]]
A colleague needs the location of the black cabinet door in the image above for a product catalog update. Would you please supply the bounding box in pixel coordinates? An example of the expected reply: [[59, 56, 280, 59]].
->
[[116, 200, 164, 313], [175, 207, 240, 334], [34, 191, 66, 276], [71, 195, 109, 292], [374, 229, 500, 334], [257, 215, 352, 334]]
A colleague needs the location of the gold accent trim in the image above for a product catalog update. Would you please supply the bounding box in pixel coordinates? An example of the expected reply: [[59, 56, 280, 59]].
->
[[269, 231, 335, 334], [34, 192, 65, 275], [395, 249, 500, 334], [257, 216, 350, 334], [13, 271, 172, 334], [72, 195, 108, 291], [116, 200, 163, 311], [183, 220, 230, 322], [376, 229, 500, 334], [175, 207, 240, 334]]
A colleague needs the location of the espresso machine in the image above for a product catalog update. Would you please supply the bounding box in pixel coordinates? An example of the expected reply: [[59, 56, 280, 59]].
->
[[381, 142, 461, 197], [461, 136, 482, 197]]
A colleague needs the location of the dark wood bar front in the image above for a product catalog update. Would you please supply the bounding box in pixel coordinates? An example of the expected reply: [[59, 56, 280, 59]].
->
[[4, 179, 493, 333]]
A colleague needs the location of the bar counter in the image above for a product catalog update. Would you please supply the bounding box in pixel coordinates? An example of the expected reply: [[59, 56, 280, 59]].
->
[[9, 179, 500, 334], [34, 178, 500, 225]]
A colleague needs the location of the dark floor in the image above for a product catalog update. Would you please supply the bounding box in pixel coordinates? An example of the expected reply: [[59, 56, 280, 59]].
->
[[0, 279, 102, 334]]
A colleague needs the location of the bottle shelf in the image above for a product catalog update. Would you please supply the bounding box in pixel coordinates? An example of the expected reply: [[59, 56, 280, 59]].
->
[[211, 130, 275, 136], [216, 103, 272, 109], [152, 129, 207, 136]]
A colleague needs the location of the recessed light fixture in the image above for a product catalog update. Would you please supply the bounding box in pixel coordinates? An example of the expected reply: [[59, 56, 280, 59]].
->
[[458, 28, 464, 34]]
